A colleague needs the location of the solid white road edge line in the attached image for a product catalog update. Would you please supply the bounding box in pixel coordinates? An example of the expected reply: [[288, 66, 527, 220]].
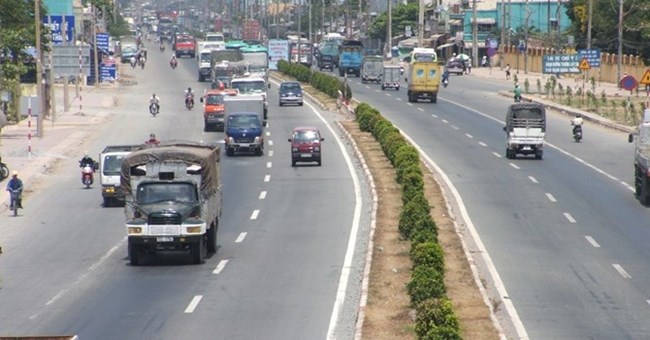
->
[[286, 100, 362, 340], [184, 295, 203, 313]]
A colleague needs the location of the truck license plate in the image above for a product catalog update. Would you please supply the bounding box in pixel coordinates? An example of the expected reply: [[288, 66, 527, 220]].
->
[[238, 143, 249, 148], [157, 237, 173, 242], [301, 153, 312, 158]]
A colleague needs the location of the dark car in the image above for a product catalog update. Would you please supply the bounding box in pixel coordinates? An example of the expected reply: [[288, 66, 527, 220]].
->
[[319, 55, 335, 71], [446, 59, 465, 75], [289, 127, 324, 167], [279, 81, 304, 106]]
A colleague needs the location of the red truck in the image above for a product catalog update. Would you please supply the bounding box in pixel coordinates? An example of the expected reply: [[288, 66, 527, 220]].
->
[[174, 34, 196, 58]]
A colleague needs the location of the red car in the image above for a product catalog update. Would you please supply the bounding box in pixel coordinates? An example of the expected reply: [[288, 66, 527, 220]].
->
[[288, 127, 324, 167]]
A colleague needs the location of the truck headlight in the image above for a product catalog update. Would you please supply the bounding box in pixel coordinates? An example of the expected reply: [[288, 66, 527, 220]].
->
[[314, 146, 320, 152], [292, 147, 298, 152], [254, 136, 262, 144], [226, 137, 234, 144], [186, 226, 202, 233], [128, 227, 142, 234]]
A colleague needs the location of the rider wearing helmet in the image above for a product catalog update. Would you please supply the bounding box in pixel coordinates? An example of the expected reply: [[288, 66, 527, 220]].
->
[[79, 151, 96, 170], [149, 93, 160, 112]]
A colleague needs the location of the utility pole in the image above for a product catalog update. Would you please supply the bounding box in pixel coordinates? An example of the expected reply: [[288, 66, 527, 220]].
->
[[309, 0, 312, 42], [321, 0, 324, 37], [524, 0, 530, 74], [298, 3, 301, 65], [35, 0, 44, 138], [92, 5, 99, 87], [586, 0, 592, 49], [417, 0, 424, 47], [471, 0, 478, 67], [500, 0, 505, 68], [617, 0, 623, 85], [387, 0, 392, 55]]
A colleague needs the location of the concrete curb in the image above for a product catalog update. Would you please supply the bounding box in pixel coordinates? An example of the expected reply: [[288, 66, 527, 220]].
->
[[497, 90, 635, 134]]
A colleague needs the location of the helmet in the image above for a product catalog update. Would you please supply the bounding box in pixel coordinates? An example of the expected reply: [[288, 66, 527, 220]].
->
[[152, 93, 156, 97], [11, 170, 18, 176], [84, 151, 89, 157], [576, 113, 582, 118], [187, 87, 192, 92], [149, 133, 156, 139]]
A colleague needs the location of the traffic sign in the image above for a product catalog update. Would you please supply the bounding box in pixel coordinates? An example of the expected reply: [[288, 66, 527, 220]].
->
[[640, 69, 650, 85], [620, 75, 638, 91], [577, 48, 601, 67], [578, 58, 590, 70]]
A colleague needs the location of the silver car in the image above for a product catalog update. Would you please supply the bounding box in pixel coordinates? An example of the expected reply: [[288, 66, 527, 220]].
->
[[279, 82, 304, 106]]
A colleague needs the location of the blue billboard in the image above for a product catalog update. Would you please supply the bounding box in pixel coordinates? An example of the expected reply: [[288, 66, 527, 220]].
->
[[44, 15, 75, 45]]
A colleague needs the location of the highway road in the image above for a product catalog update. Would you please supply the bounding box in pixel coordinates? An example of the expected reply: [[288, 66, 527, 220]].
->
[[0, 44, 371, 339], [343, 69, 650, 338]]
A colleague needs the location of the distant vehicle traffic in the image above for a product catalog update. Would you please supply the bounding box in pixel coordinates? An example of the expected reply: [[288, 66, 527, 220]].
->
[[289, 127, 324, 167], [279, 81, 304, 106]]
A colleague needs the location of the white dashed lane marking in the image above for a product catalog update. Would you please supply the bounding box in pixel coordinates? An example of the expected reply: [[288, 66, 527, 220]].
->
[[213, 260, 229, 274], [235, 232, 247, 243], [585, 236, 601, 248], [432, 114, 438, 118], [184, 295, 203, 313], [441, 119, 448, 124], [266, 162, 272, 168], [545, 193, 557, 202], [417, 107, 423, 111], [613, 264, 632, 278], [268, 150, 274, 157], [478, 142, 487, 147], [465, 133, 473, 139], [259, 191, 267, 199], [268, 140, 274, 146], [563, 213, 577, 223], [266, 131, 271, 136], [264, 175, 270, 182], [250, 210, 260, 220], [509, 163, 520, 170], [492, 152, 502, 158], [528, 176, 539, 183]]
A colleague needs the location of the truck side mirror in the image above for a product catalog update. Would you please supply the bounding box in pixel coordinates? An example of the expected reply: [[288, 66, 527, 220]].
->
[[268, 83, 271, 89], [629, 133, 634, 143], [288, 138, 292, 142], [200, 97, 203, 103], [503, 126, 506, 132]]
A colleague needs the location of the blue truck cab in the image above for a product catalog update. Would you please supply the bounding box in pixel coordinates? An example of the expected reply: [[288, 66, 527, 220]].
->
[[338, 40, 364, 77], [224, 109, 265, 157]]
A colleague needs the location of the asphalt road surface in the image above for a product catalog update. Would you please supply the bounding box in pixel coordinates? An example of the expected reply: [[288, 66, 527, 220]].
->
[[344, 68, 650, 339], [0, 45, 371, 340]]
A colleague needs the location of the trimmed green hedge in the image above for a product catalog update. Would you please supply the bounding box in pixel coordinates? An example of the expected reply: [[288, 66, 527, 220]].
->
[[416, 298, 462, 340], [277, 60, 352, 100]]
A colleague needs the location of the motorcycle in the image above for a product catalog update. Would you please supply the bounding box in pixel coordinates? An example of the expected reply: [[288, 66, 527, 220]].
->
[[0, 156, 9, 181], [160, 44, 165, 52], [170, 59, 177, 69], [8, 188, 21, 217], [185, 94, 194, 110], [81, 164, 95, 189], [573, 125, 583, 142], [442, 78, 449, 88], [514, 94, 522, 102], [149, 103, 160, 117]]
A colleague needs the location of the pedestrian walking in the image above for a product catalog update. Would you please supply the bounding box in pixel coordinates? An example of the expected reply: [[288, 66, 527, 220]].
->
[[505, 64, 511, 80]]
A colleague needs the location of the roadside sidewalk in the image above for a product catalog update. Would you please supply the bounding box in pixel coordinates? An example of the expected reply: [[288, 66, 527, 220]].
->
[[468, 66, 635, 133], [0, 82, 119, 213]]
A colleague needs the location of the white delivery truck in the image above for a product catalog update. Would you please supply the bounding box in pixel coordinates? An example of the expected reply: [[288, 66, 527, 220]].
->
[[99, 145, 140, 207]]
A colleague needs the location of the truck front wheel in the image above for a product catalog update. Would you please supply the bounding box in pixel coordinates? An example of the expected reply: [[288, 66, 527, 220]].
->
[[128, 243, 141, 266], [640, 176, 650, 205], [207, 221, 218, 253], [191, 239, 206, 264]]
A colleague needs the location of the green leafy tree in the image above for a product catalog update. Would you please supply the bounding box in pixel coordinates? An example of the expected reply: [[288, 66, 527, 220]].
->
[[367, 2, 418, 42], [565, 0, 650, 64]]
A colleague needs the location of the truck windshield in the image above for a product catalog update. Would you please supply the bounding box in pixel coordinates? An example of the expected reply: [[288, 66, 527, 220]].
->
[[231, 81, 265, 94], [103, 155, 126, 176], [200, 53, 211, 63], [228, 115, 260, 128], [137, 183, 197, 204], [206, 94, 224, 105]]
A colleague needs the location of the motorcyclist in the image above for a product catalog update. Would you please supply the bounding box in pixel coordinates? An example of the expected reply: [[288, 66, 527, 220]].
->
[[185, 87, 194, 106], [145, 133, 160, 146], [514, 83, 522, 102], [6, 170, 23, 209], [170, 55, 177, 68], [79, 152, 96, 170], [571, 113, 584, 136], [442, 68, 449, 85], [149, 94, 160, 112]]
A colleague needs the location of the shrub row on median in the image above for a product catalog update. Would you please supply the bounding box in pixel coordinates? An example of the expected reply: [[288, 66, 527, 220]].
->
[[277, 60, 352, 101], [355, 103, 461, 340]]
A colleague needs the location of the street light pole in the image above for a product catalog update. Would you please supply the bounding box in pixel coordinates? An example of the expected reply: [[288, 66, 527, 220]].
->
[[309, 0, 312, 42], [35, 0, 44, 138]]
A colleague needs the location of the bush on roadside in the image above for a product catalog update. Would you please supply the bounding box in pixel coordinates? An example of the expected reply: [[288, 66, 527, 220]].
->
[[277, 60, 351, 100], [411, 241, 444, 273], [410, 228, 438, 247], [398, 194, 431, 238], [415, 298, 462, 340], [401, 170, 425, 202], [394, 145, 420, 169], [408, 265, 446, 306], [396, 162, 423, 185]]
